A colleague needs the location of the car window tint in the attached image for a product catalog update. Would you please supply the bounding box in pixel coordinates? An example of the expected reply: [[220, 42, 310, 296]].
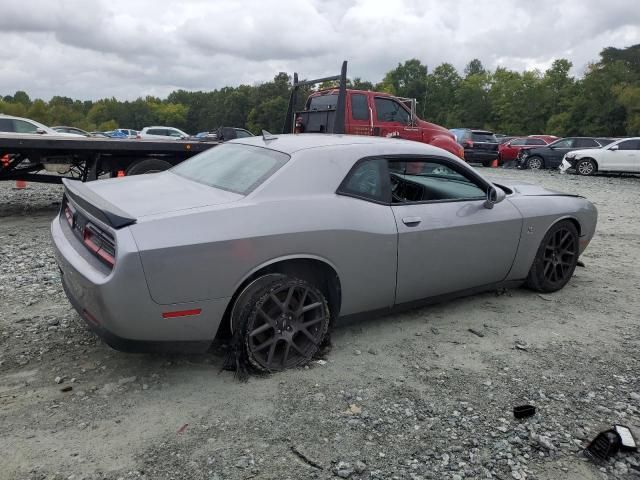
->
[[236, 130, 253, 138], [172, 143, 289, 195], [351, 94, 369, 121], [575, 138, 599, 148], [471, 132, 497, 142], [0, 118, 14, 132], [374, 97, 409, 123], [616, 139, 639, 150], [526, 138, 545, 145], [339, 158, 387, 202], [14, 120, 39, 134], [168, 130, 182, 137], [551, 139, 573, 148], [510, 138, 526, 146], [308, 94, 337, 110], [388, 160, 485, 203]]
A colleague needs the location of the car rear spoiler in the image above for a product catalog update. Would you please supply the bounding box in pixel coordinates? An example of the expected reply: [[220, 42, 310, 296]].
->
[[283, 60, 348, 135], [62, 178, 136, 229]]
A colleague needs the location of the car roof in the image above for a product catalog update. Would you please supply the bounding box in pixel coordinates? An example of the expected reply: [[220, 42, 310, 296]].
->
[[231, 133, 450, 155], [470, 129, 494, 134]]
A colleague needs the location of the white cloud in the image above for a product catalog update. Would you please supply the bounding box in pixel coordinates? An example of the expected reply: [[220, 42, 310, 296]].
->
[[0, 0, 638, 100]]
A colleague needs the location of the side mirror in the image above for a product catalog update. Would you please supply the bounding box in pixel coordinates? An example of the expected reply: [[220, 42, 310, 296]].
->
[[36, 128, 46, 134], [484, 185, 506, 209], [609, 144, 619, 151]]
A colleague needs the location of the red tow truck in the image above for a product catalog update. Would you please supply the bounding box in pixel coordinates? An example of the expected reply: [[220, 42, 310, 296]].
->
[[283, 61, 464, 159]]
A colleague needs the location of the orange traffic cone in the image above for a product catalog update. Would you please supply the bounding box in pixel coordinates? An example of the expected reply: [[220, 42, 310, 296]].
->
[[15, 179, 27, 189], [491, 158, 499, 168]]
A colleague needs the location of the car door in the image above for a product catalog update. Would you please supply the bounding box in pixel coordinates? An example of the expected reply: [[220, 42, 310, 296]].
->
[[545, 138, 575, 167], [347, 92, 373, 136], [387, 157, 522, 304], [502, 138, 526, 160], [610, 139, 640, 172], [373, 97, 421, 142]]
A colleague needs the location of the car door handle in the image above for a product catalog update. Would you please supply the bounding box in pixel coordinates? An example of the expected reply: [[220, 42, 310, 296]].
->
[[402, 216, 422, 226]]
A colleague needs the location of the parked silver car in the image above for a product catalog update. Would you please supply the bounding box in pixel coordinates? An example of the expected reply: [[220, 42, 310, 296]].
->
[[52, 134, 597, 372]]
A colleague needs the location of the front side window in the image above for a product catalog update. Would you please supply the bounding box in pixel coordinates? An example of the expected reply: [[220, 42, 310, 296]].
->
[[236, 129, 253, 138], [616, 139, 639, 150], [14, 120, 39, 134], [374, 97, 409, 124], [389, 159, 486, 203], [168, 129, 183, 137], [351, 94, 369, 121], [526, 138, 545, 145], [575, 138, 599, 148], [172, 143, 289, 195]]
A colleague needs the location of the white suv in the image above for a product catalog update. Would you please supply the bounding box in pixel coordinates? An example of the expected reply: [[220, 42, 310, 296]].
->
[[0, 114, 78, 136], [560, 137, 640, 175], [139, 126, 189, 140]]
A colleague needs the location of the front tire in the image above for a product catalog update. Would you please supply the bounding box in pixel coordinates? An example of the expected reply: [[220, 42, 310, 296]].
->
[[576, 158, 596, 176], [232, 276, 330, 372], [526, 156, 544, 170], [526, 220, 579, 293]]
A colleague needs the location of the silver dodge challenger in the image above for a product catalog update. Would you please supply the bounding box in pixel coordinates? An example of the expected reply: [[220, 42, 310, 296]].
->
[[52, 134, 597, 372]]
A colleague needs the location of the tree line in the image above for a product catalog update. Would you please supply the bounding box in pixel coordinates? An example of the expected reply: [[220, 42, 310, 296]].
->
[[1, 44, 638, 137]]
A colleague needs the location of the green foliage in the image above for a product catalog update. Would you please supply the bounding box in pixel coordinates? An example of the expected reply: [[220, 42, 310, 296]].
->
[[1, 44, 638, 137]]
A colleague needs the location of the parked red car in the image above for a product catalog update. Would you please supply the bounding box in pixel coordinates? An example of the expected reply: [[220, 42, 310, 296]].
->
[[498, 137, 550, 164]]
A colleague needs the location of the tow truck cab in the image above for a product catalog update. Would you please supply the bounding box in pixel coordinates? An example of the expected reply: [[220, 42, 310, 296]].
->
[[283, 62, 464, 160], [294, 89, 464, 159]]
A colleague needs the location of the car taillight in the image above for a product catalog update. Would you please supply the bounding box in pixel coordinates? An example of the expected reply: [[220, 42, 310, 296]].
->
[[64, 205, 74, 226], [83, 224, 116, 268], [463, 140, 474, 148]]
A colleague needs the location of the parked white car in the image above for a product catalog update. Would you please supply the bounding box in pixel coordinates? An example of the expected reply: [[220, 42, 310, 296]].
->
[[139, 126, 189, 140], [560, 137, 640, 175], [0, 114, 79, 136]]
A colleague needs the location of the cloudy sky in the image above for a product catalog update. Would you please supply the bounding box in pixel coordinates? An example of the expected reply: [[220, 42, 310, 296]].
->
[[1, 0, 639, 101]]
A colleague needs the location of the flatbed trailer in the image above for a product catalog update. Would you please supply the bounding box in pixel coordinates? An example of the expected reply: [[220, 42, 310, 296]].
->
[[0, 134, 219, 183]]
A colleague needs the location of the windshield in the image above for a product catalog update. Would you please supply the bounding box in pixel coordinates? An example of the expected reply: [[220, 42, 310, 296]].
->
[[308, 94, 338, 110], [171, 143, 289, 195]]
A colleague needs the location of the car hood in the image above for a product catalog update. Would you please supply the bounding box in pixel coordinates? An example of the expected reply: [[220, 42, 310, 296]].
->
[[490, 180, 582, 198], [80, 171, 242, 220]]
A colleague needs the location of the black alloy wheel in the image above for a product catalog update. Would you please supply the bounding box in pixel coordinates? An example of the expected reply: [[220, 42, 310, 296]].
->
[[236, 277, 330, 372], [526, 220, 579, 292]]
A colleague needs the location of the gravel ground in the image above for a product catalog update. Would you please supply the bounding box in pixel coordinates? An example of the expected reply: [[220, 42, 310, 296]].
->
[[0, 169, 639, 480]]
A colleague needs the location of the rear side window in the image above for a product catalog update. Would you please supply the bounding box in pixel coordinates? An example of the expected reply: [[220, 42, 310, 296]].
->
[[338, 158, 387, 202], [510, 138, 526, 146], [0, 118, 15, 132], [308, 94, 337, 110], [471, 132, 497, 143], [351, 94, 369, 121], [575, 138, 599, 148], [172, 143, 289, 195]]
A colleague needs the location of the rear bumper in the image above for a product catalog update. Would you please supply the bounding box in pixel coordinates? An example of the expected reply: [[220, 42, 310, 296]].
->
[[51, 214, 230, 352]]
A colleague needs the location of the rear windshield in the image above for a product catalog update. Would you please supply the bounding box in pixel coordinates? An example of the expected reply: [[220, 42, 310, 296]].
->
[[308, 94, 338, 110], [471, 132, 497, 143], [171, 143, 289, 195]]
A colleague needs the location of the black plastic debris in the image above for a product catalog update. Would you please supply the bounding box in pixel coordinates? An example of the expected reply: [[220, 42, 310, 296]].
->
[[584, 429, 621, 461], [513, 405, 536, 419]]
